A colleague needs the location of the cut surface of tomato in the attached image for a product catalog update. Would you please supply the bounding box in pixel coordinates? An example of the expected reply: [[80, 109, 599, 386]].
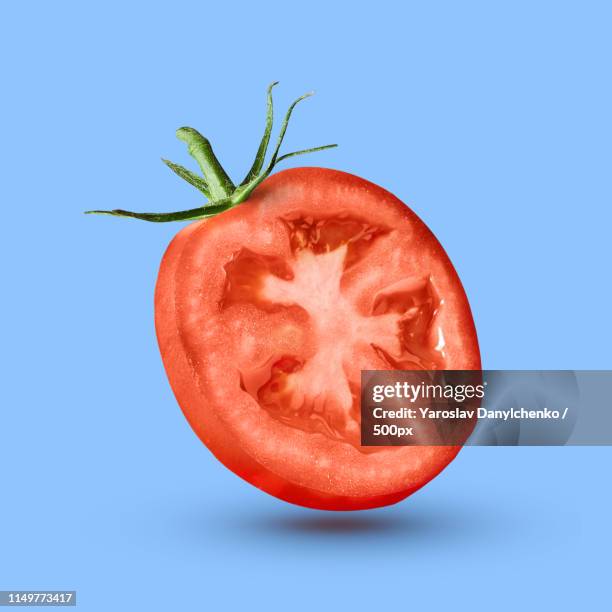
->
[[155, 167, 480, 510]]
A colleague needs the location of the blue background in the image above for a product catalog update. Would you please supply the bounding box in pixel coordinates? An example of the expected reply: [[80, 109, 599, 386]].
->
[[1, 1, 610, 609]]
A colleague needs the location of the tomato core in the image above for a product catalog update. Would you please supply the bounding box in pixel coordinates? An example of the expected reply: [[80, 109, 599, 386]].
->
[[221, 214, 446, 450]]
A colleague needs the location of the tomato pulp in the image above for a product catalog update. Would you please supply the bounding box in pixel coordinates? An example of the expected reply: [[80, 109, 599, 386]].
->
[[154, 167, 480, 510]]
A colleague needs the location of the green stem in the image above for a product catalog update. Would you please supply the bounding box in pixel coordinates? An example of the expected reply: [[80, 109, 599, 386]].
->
[[86, 84, 337, 223], [175, 128, 235, 199]]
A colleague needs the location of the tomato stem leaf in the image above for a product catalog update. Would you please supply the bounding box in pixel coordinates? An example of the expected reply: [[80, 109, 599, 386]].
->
[[162, 158, 210, 198], [175, 128, 235, 200], [84, 198, 233, 223], [240, 81, 279, 186], [265, 91, 313, 172], [276, 144, 338, 164], [86, 84, 337, 223]]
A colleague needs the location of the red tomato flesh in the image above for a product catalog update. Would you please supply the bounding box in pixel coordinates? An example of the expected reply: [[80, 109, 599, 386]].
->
[[155, 168, 480, 510]]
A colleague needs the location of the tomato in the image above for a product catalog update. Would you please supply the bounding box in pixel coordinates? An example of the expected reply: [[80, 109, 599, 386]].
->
[[154, 167, 480, 510], [90, 84, 481, 510]]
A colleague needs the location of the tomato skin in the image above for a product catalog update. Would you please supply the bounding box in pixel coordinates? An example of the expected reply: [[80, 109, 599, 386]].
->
[[155, 167, 480, 510]]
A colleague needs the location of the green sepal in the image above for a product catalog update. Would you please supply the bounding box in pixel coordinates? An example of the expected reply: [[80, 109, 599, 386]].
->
[[162, 158, 210, 198], [240, 81, 278, 186], [86, 83, 337, 223], [84, 198, 233, 223]]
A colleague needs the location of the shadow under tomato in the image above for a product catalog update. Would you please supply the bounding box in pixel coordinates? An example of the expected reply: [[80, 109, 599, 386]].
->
[[157, 488, 531, 562], [220, 496, 498, 541], [273, 514, 401, 534]]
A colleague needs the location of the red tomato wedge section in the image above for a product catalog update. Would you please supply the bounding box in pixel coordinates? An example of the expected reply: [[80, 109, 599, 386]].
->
[[155, 168, 480, 510]]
